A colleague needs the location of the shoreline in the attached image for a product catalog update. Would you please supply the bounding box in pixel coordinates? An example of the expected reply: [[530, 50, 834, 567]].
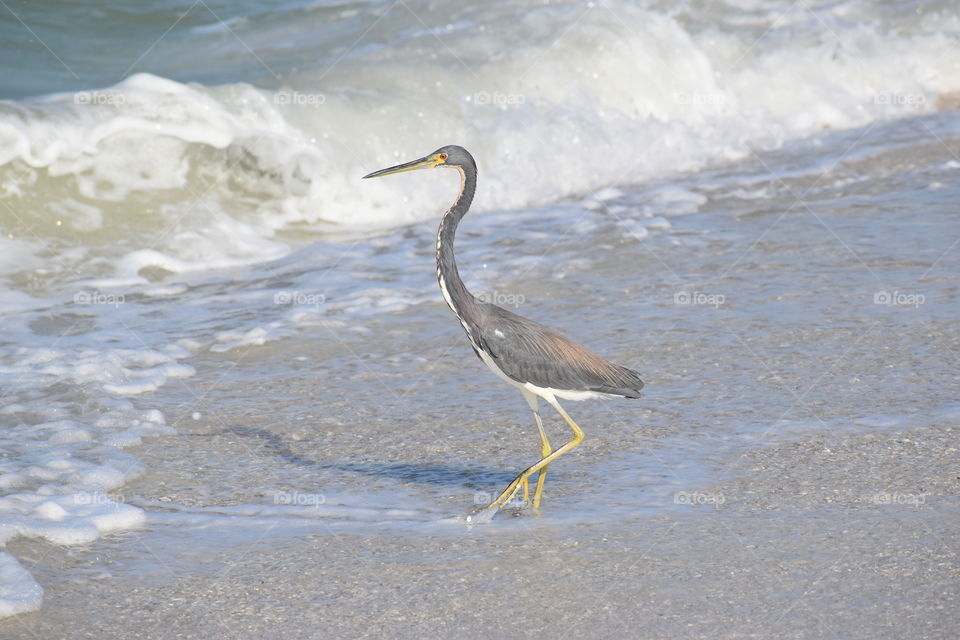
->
[[5, 418, 956, 640]]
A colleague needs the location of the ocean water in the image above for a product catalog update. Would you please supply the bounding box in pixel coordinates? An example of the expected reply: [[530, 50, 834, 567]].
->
[[1, 0, 959, 621]]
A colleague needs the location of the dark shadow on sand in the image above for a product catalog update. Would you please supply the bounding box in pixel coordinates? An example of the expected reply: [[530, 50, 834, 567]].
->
[[223, 426, 515, 488]]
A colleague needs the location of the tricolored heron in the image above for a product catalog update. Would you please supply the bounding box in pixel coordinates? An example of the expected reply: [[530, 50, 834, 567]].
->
[[363, 145, 643, 516]]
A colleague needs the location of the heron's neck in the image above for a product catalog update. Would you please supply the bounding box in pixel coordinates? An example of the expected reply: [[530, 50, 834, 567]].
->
[[436, 165, 478, 318]]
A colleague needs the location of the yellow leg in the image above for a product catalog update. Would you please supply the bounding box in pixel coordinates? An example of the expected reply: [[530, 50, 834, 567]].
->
[[520, 391, 551, 509], [486, 396, 584, 513], [532, 408, 552, 509]]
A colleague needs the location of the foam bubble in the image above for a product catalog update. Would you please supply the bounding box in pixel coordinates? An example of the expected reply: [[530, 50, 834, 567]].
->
[[0, 553, 43, 617], [0, 341, 186, 616]]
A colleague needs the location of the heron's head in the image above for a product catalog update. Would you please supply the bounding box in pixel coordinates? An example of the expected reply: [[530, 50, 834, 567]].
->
[[362, 145, 473, 179]]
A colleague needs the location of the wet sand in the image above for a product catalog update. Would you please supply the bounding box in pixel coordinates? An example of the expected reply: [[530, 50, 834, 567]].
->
[[6, 419, 956, 639]]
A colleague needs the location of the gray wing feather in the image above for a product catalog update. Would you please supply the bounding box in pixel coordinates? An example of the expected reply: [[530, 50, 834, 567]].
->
[[474, 304, 644, 398]]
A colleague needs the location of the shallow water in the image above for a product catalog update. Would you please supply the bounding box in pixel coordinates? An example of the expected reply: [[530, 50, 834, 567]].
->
[[21, 108, 958, 536], [6, 107, 958, 634]]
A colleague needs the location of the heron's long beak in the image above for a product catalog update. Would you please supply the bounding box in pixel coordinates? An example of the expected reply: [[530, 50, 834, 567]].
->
[[362, 153, 444, 179]]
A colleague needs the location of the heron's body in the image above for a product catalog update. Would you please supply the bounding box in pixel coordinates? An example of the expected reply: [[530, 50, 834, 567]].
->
[[364, 145, 643, 516]]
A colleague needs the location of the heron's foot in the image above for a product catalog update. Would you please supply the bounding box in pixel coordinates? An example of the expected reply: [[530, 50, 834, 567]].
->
[[484, 472, 531, 515]]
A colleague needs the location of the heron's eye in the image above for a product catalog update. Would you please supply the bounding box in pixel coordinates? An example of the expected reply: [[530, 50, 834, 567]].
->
[[439, 153, 448, 160]]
